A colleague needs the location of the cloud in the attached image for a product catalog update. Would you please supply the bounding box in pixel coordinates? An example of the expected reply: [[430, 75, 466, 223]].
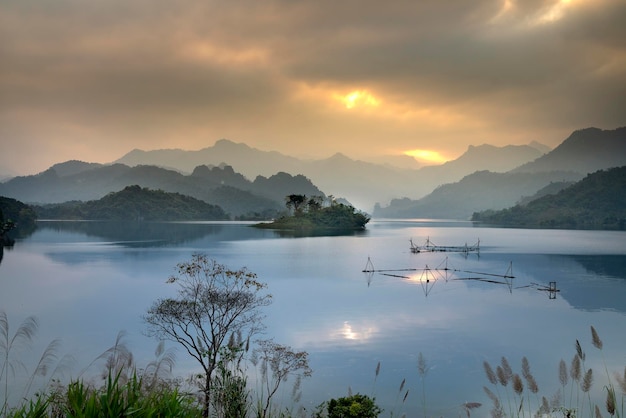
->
[[1, 0, 624, 174]]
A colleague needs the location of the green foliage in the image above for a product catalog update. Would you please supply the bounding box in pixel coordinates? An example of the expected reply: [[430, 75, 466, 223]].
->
[[210, 345, 250, 418], [34, 185, 229, 221], [259, 195, 370, 231], [0, 196, 37, 243], [144, 254, 272, 417], [314, 394, 382, 418], [0, 163, 322, 219], [472, 166, 626, 230]]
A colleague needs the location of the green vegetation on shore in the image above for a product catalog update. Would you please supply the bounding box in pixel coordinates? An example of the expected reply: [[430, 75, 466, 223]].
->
[[33, 185, 229, 221], [256, 194, 370, 231], [472, 166, 626, 230], [0, 196, 37, 245]]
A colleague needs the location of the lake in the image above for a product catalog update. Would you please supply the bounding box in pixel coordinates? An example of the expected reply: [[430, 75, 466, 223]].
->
[[1, 220, 626, 417]]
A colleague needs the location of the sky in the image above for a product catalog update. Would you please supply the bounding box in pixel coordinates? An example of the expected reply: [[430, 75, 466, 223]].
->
[[1, 0, 625, 176]]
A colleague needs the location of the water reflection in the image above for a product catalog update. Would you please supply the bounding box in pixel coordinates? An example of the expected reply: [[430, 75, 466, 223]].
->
[[2, 221, 626, 416], [37, 220, 229, 246]]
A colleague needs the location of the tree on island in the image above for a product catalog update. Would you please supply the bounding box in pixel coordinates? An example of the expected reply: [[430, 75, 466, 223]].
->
[[261, 194, 370, 231]]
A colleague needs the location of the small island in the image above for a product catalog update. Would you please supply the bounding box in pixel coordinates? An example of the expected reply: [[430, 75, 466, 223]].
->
[[255, 194, 370, 231]]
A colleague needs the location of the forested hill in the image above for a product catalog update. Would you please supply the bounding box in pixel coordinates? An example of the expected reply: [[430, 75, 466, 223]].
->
[[471, 166, 626, 230], [34, 185, 229, 221], [0, 163, 324, 218]]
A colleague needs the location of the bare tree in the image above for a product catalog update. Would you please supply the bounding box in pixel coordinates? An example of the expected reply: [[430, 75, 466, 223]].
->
[[253, 339, 312, 418], [144, 254, 272, 417]]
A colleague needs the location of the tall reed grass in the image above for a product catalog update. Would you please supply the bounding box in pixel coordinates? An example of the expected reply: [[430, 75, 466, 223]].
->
[[482, 326, 625, 418]]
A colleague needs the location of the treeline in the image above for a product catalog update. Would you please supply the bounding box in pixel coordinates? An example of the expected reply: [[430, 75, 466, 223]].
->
[[34, 185, 229, 221], [257, 195, 370, 230], [472, 166, 626, 230], [0, 196, 37, 244]]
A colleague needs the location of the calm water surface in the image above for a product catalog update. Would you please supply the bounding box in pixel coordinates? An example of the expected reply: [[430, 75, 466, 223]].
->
[[1, 220, 626, 417]]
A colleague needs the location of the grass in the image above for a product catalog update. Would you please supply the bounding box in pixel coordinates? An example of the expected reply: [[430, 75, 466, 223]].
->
[[482, 326, 625, 418], [4, 310, 626, 417]]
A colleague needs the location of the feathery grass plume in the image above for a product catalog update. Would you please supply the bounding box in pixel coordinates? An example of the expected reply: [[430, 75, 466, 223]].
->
[[1, 312, 39, 416], [596, 404, 604, 418], [576, 339, 586, 361], [484, 386, 504, 418], [501, 357, 513, 381], [496, 365, 509, 387], [484, 386, 499, 403], [526, 374, 539, 394], [521, 357, 530, 379], [392, 377, 407, 413], [513, 374, 524, 395], [462, 402, 482, 418], [417, 352, 428, 377], [549, 389, 563, 414], [571, 354, 582, 382], [591, 326, 603, 350], [538, 396, 551, 415], [417, 352, 429, 418], [521, 357, 539, 394], [392, 378, 408, 418], [605, 386, 616, 416], [371, 361, 380, 395], [142, 340, 176, 391], [399, 377, 405, 394], [582, 369, 594, 393], [559, 359, 569, 387], [484, 361, 497, 385], [21, 339, 71, 401]]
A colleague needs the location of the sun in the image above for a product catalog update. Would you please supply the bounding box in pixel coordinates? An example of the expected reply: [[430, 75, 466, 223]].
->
[[404, 149, 448, 164], [335, 90, 380, 109]]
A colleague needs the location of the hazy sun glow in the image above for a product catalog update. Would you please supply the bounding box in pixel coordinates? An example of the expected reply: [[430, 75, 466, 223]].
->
[[335, 90, 380, 109], [404, 149, 448, 164]]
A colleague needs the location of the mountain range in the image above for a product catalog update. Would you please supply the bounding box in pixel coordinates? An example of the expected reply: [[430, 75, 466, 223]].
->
[[471, 166, 626, 229], [1, 126, 625, 220], [0, 163, 324, 218], [113, 139, 548, 211], [374, 127, 626, 219]]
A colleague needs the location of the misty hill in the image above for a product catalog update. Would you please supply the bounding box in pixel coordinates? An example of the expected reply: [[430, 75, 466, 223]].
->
[[0, 163, 325, 218], [117, 139, 303, 178], [373, 170, 582, 220], [512, 127, 626, 174], [374, 126, 626, 219], [516, 181, 575, 206], [34, 185, 229, 221], [114, 139, 546, 211], [472, 166, 626, 230]]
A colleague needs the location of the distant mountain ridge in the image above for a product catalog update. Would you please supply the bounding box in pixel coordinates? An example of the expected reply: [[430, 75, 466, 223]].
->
[[114, 139, 548, 211], [512, 127, 626, 174], [374, 126, 626, 219], [472, 166, 626, 230], [373, 170, 583, 220], [3, 126, 623, 220], [0, 163, 325, 218]]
